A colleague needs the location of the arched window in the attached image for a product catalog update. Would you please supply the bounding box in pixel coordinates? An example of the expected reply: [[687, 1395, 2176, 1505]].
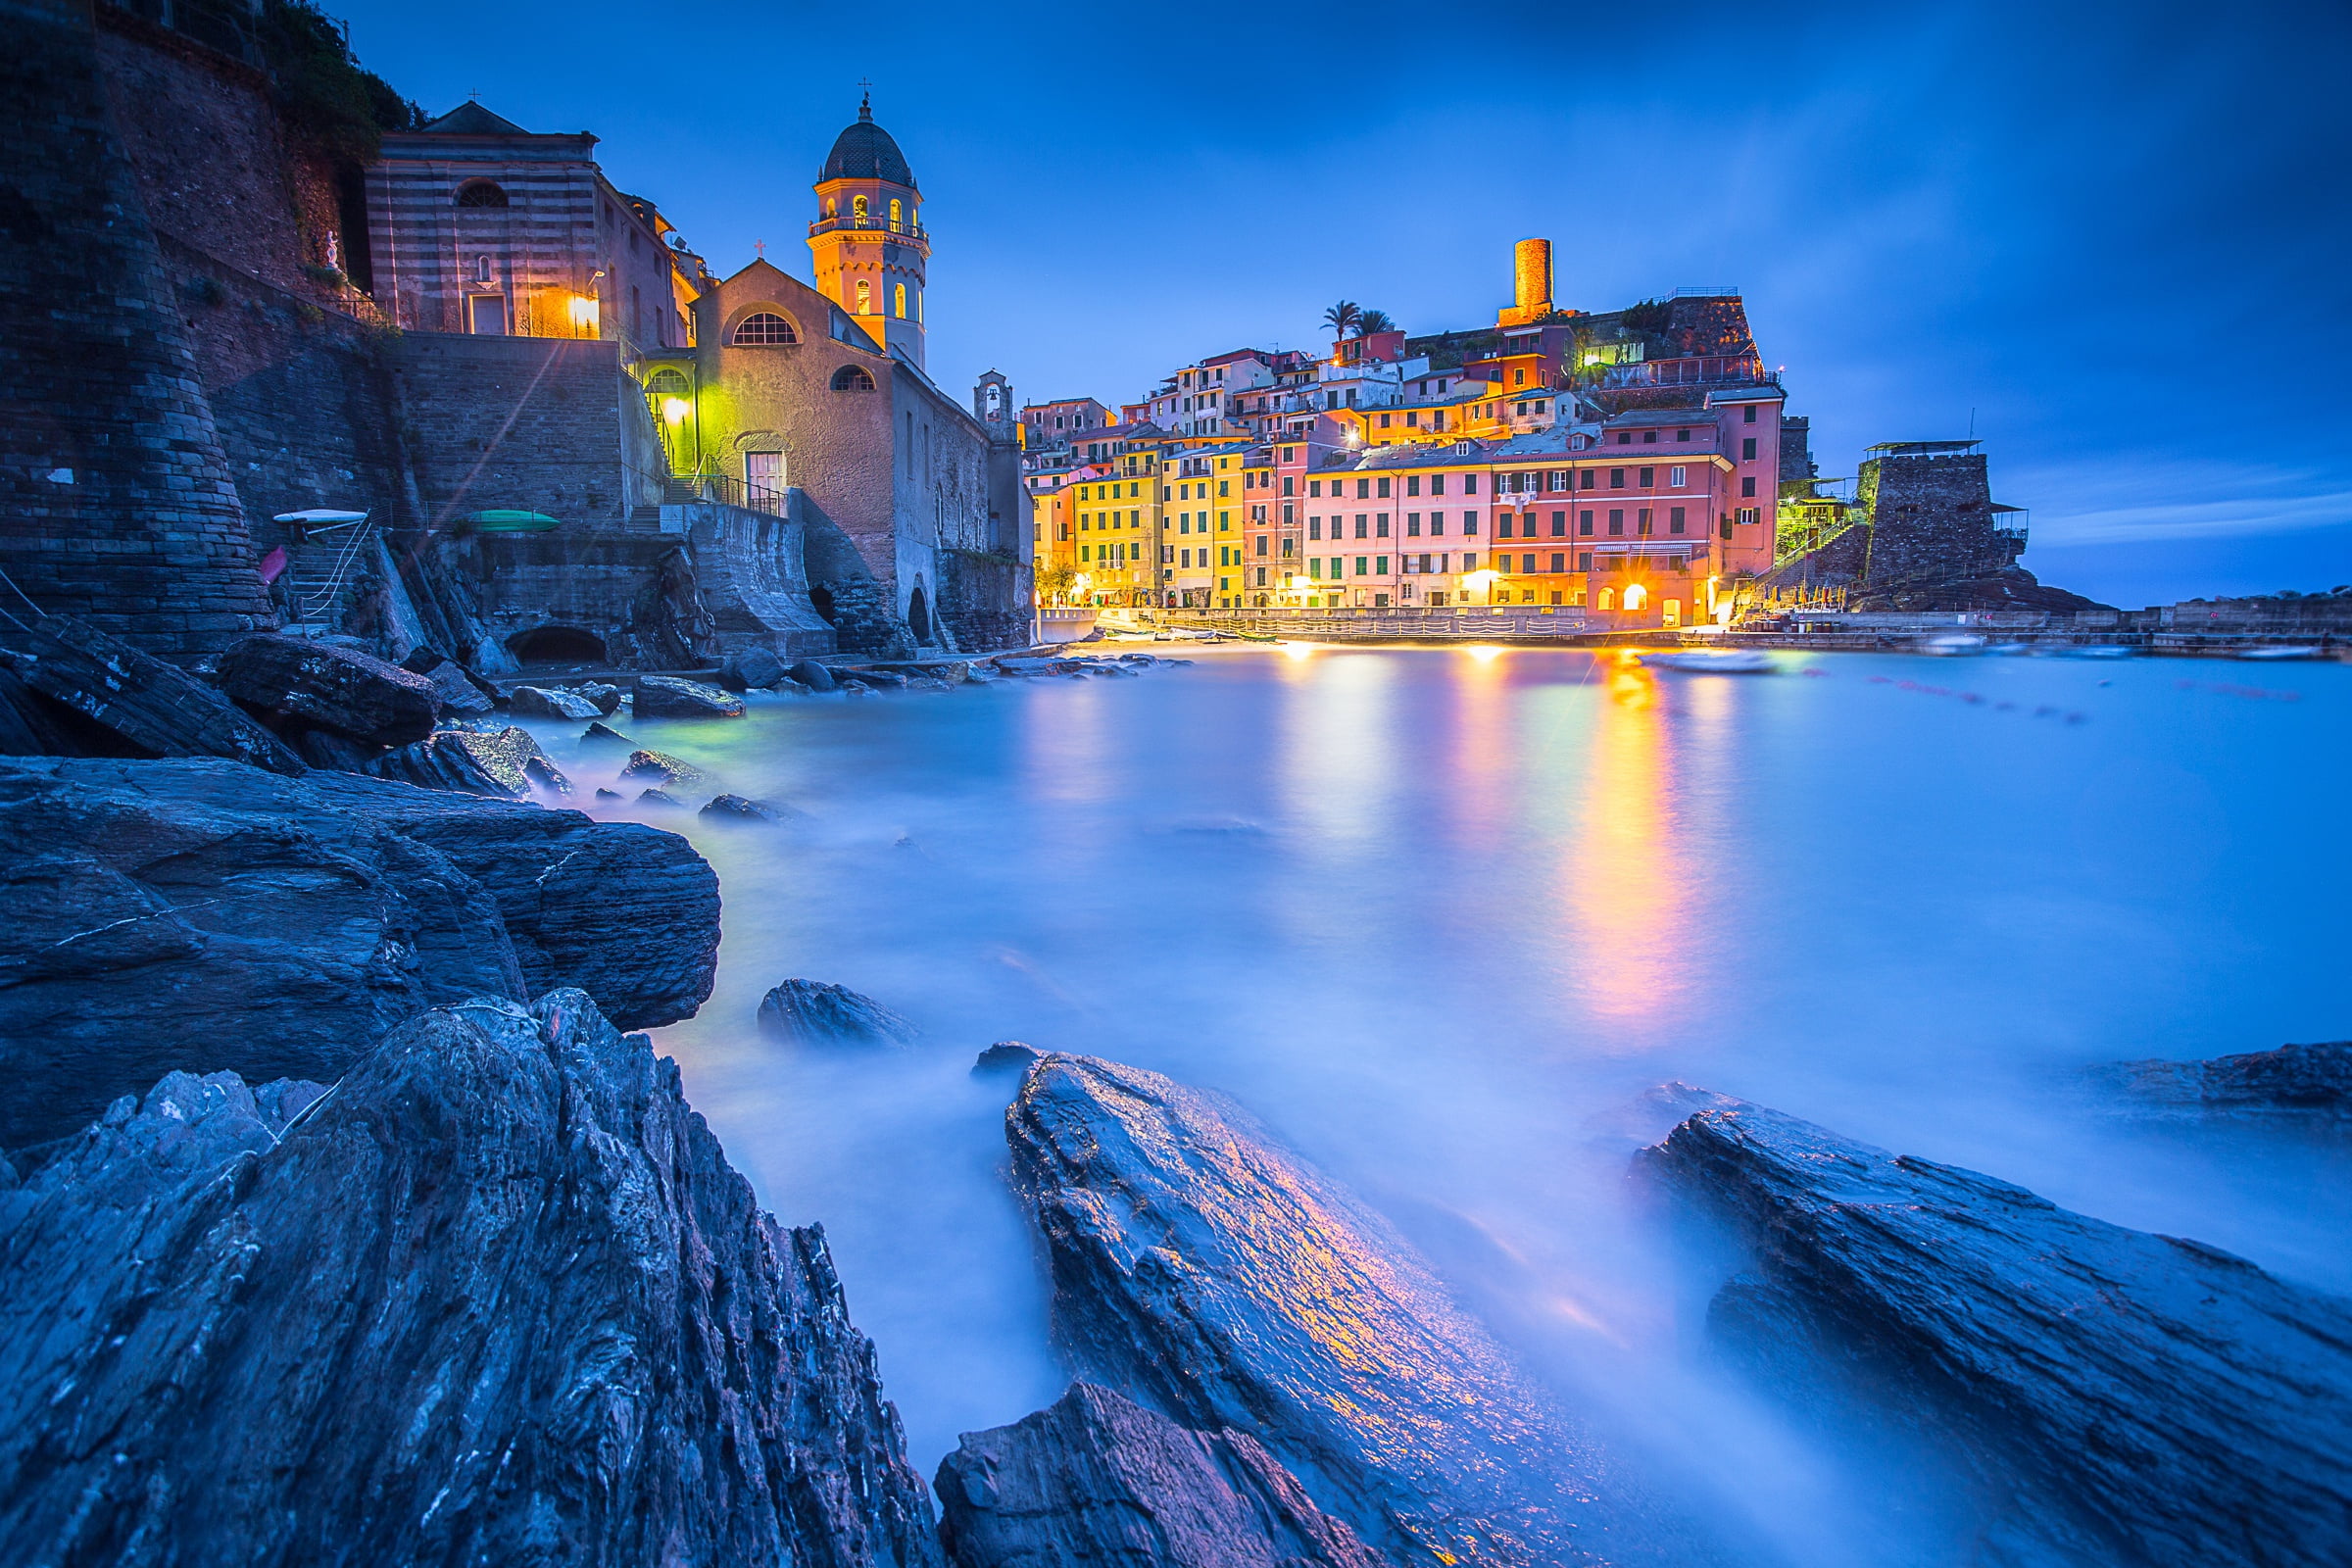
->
[[889, 197, 902, 230], [853, 194, 868, 220], [1598, 588, 1615, 611], [831, 365, 876, 392], [824, 196, 838, 218], [731, 312, 799, 345], [646, 368, 690, 395], [455, 179, 509, 209], [1623, 583, 1647, 612], [856, 278, 871, 314], [474, 254, 493, 282], [893, 282, 906, 319]]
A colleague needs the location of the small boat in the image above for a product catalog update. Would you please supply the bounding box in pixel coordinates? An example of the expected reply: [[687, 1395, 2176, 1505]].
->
[[2237, 645, 2322, 661], [464, 509, 563, 533], [1922, 633, 1986, 656], [1984, 642, 2032, 656], [2062, 645, 2135, 660], [1640, 649, 1777, 673]]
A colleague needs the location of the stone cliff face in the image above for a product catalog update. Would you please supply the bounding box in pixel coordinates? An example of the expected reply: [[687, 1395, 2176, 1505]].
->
[[1004, 1054, 1696, 1568], [1641, 1099, 2352, 1568], [0, 990, 944, 1568], [0, 758, 719, 1149], [936, 1382, 1392, 1568]]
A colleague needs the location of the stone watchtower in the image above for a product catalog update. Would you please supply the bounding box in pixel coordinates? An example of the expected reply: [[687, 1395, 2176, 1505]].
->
[[808, 94, 927, 368]]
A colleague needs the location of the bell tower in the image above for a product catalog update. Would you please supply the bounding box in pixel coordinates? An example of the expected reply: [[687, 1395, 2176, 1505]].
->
[[809, 92, 928, 368]]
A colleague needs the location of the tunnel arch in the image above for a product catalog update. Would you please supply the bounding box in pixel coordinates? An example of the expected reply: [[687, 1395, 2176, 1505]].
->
[[504, 624, 607, 666]]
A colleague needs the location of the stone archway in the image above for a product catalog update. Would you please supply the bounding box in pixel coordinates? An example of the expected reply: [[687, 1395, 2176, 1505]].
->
[[505, 624, 607, 666], [906, 584, 931, 644]]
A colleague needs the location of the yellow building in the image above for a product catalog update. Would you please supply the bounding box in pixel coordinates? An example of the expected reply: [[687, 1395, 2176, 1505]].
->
[[1160, 440, 1248, 607], [1069, 451, 1162, 605]]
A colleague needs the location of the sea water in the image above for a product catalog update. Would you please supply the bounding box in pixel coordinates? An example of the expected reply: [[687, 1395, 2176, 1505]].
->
[[522, 646, 2349, 1564]]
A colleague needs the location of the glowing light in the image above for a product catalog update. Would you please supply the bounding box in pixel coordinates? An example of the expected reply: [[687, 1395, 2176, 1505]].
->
[[660, 396, 689, 426], [1461, 569, 1501, 591], [1280, 640, 1315, 661], [566, 293, 600, 329], [1464, 644, 1503, 662], [1623, 583, 1648, 612]]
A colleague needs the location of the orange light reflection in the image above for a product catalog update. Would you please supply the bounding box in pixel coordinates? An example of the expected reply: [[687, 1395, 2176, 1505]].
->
[[1566, 662, 1690, 1022]]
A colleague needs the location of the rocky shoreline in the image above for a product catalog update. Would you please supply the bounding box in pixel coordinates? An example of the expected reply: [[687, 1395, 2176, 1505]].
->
[[3, 643, 2347, 1563]]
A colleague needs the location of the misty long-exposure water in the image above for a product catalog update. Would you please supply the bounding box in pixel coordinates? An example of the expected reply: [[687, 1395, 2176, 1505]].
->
[[528, 646, 2348, 1564]]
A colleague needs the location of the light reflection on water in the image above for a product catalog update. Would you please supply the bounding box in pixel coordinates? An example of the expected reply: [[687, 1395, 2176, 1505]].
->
[[520, 647, 2351, 1563]]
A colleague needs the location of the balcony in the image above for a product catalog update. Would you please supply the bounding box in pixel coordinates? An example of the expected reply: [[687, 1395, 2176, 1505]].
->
[[807, 215, 929, 241]]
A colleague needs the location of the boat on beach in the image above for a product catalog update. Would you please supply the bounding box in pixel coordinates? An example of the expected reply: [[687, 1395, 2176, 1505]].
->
[[2237, 645, 2324, 661]]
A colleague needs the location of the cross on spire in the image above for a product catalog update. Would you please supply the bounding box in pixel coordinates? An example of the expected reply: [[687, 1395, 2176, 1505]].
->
[[858, 78, 873, 121], [753, 239, 766, 258]]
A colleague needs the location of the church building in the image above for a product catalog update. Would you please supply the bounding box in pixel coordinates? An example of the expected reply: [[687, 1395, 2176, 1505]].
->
[[643, 96, 1026, 654]]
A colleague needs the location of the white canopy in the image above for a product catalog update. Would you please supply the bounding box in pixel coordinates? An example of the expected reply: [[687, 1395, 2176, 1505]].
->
[[271, 509, 369, 524]]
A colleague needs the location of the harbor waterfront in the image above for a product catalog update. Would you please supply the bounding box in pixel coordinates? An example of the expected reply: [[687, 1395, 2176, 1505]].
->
[[517, 644, 2352, 1559]]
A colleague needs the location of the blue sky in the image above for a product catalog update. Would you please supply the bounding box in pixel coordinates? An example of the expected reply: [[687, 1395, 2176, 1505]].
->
[[336, 0, 2350, 607]]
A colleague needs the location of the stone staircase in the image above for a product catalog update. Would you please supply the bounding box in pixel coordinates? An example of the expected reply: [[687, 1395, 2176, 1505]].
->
[[274, 516, 378, 637]]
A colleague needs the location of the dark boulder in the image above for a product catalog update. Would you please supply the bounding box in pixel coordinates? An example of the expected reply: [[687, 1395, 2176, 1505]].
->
[[936, 1382, 1391, 1568], [758, 979, 918, 1049], [839, 668, 908, 689], [595, 788, 622, 801], [1007, 1054, 1691, 1567], [0, 991, 945, 1567], [368, 726, 570, 797], [973, 1041, 1043, 1076], [789, 659, 840, 692], [508, 684, 603, 720], [619, 747, 709, 788], [719, 647, 787, 693], [415, 658, 498, 716], [634, 675, 745, 718], [0, 615, 303, 774], [575, 681, 625, 714], [638, 788, 684, 808], [700, 793, 801, 825], [1639, 1097, 2352, 1568], [0, 758, 718, 1149], [216, 634, 438, 747], [290, 726, 380, 771], [2098, 1040, 2352, 1115]]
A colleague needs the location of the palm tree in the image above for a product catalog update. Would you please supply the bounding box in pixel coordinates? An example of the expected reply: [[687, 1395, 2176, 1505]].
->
[[1356, 308, 1396, 338], [1322, 300, 1361, 347]]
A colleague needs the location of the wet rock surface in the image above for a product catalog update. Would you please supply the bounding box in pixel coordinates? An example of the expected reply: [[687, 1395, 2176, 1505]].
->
[[366, 725, 569, 796], [635, 674, 746, 718], [215, 634, 438, 747], [972, 1041, 1042, 1076], [936, 1382, 1391, 1568], [759, 979, 920, 1048], [2097, 1039, 2352, 1115], [1641, 1097, 2352, 1568], [1006, 1054, 1690, 1568], [580, 719, 636, 750], [0, 615, 303, 774], [0, 991, 944, 1568], [508, 683, 603, 720], [791, 659, 840, 691], [619, 747, 710, 788], [702, 793, 801, 824], [0, 758, 717, 1149]]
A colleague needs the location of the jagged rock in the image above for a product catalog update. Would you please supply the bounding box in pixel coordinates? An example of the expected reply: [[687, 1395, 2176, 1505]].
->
[[1008, 1054, 1684, 1567], [936, 1382, 1392, 1568], [0, 759, 717, 1149], [789, 659, 840, 692], [619, 747, 709, 788], [289, 726, 380, 771], [508, 684, 603, 720], [839, 667, 908, 689], [758, 979, 919, 1049], [774, 676, 813, 696], [700, 793, 801, 825], [2098, 1040, 2352, 1115], [524, 755, 572, 795], [580, 719, 636, 750], [0, 615, 303, 774], [216, 633, 438, 747], [574, 681, 625, 714], [973, 1041, 1042, 1076], [399, 647, 503, 712], [0, 992, 945, 1567], [595, 787, 622, 801], [907, 675, 955, 693], [1639, 1097, 2352, 1568], [634, 675, 746, 718], [638, 787, 684, 807], [367, 725, 568, 797]]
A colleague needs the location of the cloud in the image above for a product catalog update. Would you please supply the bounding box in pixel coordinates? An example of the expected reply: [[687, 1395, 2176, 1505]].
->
[[2012, 460, 2352, 545]]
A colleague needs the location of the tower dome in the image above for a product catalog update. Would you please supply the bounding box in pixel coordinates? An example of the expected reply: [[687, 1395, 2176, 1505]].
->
[[819, 97, 916, 190]]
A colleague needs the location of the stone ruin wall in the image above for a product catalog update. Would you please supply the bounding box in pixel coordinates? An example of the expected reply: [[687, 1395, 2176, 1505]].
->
[[0, 0, 276, 662], [1859, 451, 2025, 587]]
